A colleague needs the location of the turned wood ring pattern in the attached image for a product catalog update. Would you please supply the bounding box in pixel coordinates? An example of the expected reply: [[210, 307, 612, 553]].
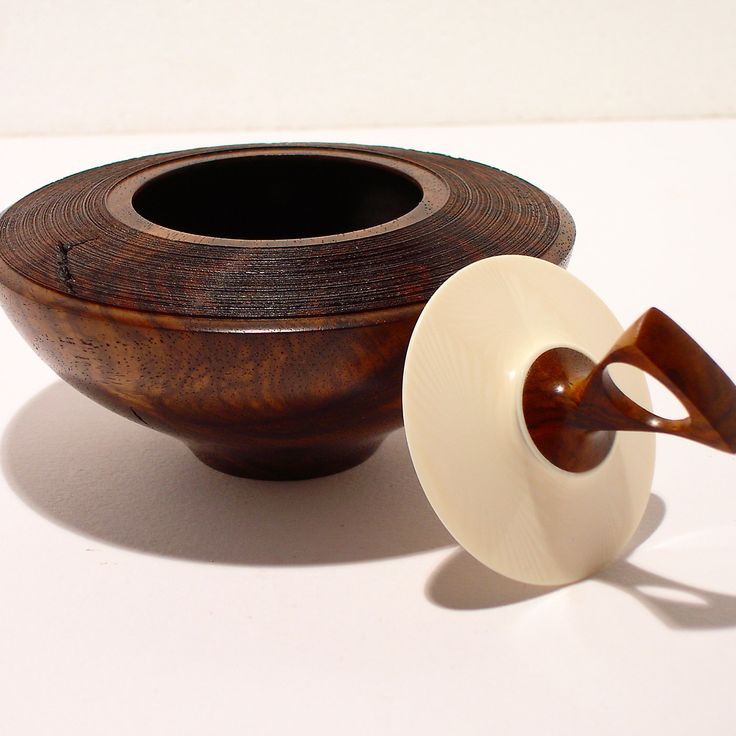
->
[[0, 143, 574, 319], [0, 145, 574, 480]]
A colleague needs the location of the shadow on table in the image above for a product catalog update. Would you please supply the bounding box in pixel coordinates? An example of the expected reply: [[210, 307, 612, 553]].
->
[[7, 381, 735, 628], [427, 494, 736, 629], [1, 381, 454, 565]]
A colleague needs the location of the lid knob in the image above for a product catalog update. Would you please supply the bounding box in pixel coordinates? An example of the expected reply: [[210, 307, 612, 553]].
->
[[523, 307, 736, 473], [403, 256, 736, 585]]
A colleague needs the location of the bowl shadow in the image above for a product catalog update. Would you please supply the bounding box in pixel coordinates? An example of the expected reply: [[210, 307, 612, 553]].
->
[[1, 381, 454, 565]]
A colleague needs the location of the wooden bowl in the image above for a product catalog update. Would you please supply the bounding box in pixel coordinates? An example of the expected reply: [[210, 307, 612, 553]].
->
[[0, 144, 574, 479]]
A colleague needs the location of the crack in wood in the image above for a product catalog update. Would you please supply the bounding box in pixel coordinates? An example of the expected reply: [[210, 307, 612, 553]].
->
[[130, 407, 148, 426], [56, 239, 94, 293]]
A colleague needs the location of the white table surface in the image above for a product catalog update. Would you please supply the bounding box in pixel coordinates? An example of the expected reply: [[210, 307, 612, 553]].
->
[[1, 120, 735, 735]]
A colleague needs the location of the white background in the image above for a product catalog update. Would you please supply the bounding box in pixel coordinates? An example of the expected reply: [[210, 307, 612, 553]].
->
[[2, 0, 735, 135], [1, 120, 736, 734], [3, 3, 736, 733]]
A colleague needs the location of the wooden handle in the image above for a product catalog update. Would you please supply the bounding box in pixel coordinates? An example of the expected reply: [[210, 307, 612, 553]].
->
[[523, 308, 736, 473]]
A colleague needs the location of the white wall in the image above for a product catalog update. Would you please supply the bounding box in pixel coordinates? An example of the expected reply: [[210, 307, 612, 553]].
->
[[2, 0, 734, 135]]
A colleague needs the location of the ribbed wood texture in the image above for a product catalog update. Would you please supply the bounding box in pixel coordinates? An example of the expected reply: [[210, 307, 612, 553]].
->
[[0, 143, 575, 479], [0, 143, 574, 319]]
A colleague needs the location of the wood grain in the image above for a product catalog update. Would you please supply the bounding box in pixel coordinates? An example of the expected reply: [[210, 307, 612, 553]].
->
[[0, 143, 574, 319], [0, 143, 574, 479], [523, 308, 736, 473]]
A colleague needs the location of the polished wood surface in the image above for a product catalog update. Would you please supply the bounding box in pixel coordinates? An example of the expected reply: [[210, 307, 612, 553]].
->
[[523, 308, 736, 473], [0, 144, 574, 479], [0, 143, 575, 319], [0, 264, 420, 480]]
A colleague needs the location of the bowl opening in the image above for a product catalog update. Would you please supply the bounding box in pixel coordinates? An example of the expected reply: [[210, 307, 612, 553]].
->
[[131, 154, 424, 240]]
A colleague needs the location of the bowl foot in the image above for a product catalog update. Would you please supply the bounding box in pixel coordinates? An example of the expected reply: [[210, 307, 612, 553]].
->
[[187, 439, 384, 481]]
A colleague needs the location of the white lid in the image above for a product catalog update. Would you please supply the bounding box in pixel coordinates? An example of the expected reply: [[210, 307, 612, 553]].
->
[[402, 256, 656, 585]]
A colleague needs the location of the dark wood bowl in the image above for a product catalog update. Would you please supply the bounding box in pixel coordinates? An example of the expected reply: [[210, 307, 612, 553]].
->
[[0, 144, 574, 479]]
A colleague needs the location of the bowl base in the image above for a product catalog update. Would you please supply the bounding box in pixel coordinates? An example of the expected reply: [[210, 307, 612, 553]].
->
[[188, 439, 384, 481]]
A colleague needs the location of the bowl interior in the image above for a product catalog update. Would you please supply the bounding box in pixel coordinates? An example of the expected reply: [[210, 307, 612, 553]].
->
[[132, 154, 424, 240]]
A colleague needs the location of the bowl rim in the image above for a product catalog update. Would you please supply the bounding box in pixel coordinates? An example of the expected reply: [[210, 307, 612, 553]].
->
[[0, 256, 424, 333], [0, 144, 575, 326], [106, 144, 451, 248]]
